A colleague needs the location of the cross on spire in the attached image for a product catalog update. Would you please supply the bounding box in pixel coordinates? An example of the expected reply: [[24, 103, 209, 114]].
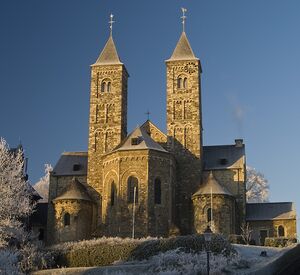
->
[[181, 7, 187, 32], [145, 110, 151, 120], [109, 13, 115, 35]]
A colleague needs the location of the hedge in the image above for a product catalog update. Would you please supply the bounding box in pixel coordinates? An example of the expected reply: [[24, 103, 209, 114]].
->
[[51, 235, 235, 268], [264, 237, 297, 247]]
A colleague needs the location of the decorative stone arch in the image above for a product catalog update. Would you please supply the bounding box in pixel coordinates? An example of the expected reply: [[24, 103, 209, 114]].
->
[[120, 169, 143, 203], [103, 170, 119, 198]]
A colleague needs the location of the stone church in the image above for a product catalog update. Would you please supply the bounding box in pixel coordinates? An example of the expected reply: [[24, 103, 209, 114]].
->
[[46, 15, 296, 245]]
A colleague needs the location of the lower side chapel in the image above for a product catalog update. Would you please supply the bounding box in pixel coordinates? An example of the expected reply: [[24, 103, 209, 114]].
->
[[46, 14, 297, 246]]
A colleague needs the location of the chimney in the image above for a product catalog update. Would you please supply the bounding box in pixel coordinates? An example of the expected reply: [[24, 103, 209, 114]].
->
[[235, 139, 243, 147]]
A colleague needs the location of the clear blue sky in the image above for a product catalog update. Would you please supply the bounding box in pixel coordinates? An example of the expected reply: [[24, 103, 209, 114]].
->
[[1, 1, 300, 227]]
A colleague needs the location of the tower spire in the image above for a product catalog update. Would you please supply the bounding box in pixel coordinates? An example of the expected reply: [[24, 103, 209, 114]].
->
[[109, 13, 115, 36], [181, 7, 187, 32]]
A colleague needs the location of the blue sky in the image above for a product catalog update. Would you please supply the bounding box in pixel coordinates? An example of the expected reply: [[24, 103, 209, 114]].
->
[[1, 1, 300, 227]]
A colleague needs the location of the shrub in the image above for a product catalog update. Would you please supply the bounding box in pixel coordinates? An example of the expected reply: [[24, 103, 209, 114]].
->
[[264, 237, 297, 247], [52, 237, 148, 267], [228, 234, 245, 244], [52, 235, 235, 267]]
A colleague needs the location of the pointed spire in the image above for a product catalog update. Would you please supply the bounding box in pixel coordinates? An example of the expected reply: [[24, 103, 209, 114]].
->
[[167, 8, 197, 61], [169, 32, 196, 61], [93, 14, 122, 65]]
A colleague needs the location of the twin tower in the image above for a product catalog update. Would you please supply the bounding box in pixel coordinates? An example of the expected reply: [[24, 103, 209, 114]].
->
[[87, 18, 203, 236]]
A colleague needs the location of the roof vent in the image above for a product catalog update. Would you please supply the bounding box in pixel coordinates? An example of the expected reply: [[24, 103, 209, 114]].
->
[[235, 139, 243, 147], [219, 158, 228, 165], [131, 137, 141, 145], [73, 164, 81, 171]]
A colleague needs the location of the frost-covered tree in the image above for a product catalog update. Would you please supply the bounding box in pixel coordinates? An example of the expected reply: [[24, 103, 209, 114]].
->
[[0, 138, 34, 248], [33, 164, 52, 202], [246, 166, 269, 203]]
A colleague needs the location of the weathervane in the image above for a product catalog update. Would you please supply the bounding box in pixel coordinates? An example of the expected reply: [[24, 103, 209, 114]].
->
[[181, 7, 187, 32], [109, 13, 115, 35]]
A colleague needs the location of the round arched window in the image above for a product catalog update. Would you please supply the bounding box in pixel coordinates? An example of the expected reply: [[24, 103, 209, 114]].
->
[[64, 213, 70, 226], [127, 176, 138, 203]]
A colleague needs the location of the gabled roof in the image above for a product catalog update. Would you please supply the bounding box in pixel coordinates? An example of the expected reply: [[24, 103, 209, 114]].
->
[[193, 171, 233, 197], [246, 202, 296, 221], [93, 35, 122, 65], [112, 126, 167, 153], [167, 32, 197, 61], [53, 178, 92, 202], [52, 152, 87, 176], [140, 120, 167, 140]]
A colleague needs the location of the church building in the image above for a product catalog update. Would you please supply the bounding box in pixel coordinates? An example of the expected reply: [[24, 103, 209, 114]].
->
[[46, 12, 296, 245]]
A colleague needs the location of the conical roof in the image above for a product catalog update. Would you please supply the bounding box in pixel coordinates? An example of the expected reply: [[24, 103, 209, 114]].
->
[[168, 32, 197, 61], [113, 125, 167, 153], [53, 178, 92, 202], [193, 171, 233, 197], [93, 35, 122, 65]]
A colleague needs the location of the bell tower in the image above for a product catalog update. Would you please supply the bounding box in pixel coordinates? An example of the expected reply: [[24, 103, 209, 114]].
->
[[166, 9, 203, 233], [87, 14, 128, 194]]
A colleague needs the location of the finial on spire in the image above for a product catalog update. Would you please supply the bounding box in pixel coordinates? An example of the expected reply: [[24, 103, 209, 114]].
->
[[109, 13, 115, 35], [181, 7, 187, 32], [145, 110, 151, 120]]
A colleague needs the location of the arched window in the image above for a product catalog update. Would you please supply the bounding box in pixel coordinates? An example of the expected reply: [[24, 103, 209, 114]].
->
[[183, 77, 188, 88], [101, 81, 106, 92], [111, 182, 116, 206], [278, 225, 285, 237], [207, 208, 212, 222], [127, 176, 138, 203], [107, 82, 111, 92], [101, 79, 112, 92], [177, 77, 182, 89], [154, 178, 161, 204], [64, 213, 70, 226]]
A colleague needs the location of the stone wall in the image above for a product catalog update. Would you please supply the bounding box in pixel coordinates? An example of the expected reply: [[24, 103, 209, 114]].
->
[[193, 194, 235, 235], [47, 174, 88, 244], [100, 149, 173, 237], [53, 200, 93, 243], [248, 219, 297, 245], [209, 166, 246, 233]]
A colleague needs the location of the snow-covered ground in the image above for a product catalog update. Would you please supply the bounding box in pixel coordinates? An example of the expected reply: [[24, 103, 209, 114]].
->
[[33, 244, 295, 275], [229, 244, 294, 274]]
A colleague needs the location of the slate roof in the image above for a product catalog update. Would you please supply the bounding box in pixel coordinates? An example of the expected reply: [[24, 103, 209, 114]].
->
[[203, 141, 245, 170], [52, 152, 87, 176], [193, 171, 233, 197], [167, 32, 197, 61], [53, 178, 92, 202], [112, 126, 168, 153], [246, 202, 296, 221], [93, 35, 122, 65]]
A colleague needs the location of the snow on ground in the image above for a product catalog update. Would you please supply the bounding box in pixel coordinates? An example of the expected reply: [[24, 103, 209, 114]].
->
[[33, 244, 295, 275], [230, 244, 294, 274]]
